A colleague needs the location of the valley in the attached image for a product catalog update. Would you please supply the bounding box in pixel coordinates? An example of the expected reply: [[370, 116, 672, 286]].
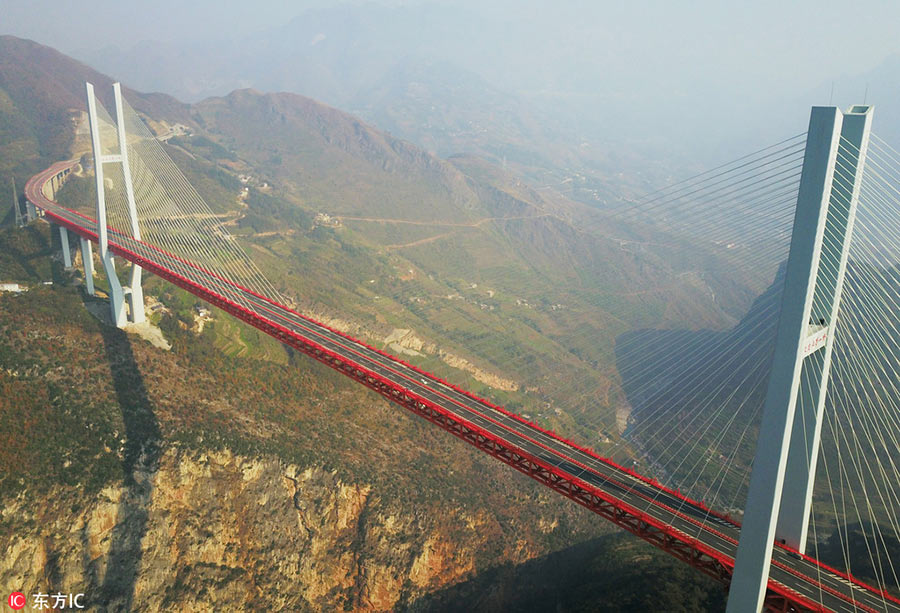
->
[[8, 27, 895, 611]]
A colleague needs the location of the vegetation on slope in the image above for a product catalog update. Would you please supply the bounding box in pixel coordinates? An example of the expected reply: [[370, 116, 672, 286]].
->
[[0, 35, 191, 186], [3, 34, 758, 459], [0, 223, 728, 610], [0, 35, 766, 609]]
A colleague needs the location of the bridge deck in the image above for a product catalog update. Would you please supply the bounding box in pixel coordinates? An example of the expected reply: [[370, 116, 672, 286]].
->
[[26, 160, 900, 613]]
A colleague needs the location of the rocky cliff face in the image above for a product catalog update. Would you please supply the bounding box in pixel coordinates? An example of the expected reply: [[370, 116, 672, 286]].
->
[[0, 276, 604, 613], [1, 446, 536, 611]]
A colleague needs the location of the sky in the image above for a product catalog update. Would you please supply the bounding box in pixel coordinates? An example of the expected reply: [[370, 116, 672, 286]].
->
[[4, 0, 899, 89], [4, 0, 900, 164]]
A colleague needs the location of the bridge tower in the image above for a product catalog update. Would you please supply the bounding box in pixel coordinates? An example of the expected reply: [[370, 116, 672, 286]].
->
[[85, 82, 145, 327], [727, 105, 874, 612]]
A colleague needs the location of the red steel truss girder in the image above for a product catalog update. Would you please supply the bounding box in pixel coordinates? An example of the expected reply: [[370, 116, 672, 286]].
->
[[37, 211, 891, 612], [36, 208, 830, 613]]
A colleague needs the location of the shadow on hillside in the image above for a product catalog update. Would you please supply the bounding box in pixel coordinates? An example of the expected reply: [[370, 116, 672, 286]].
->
[[2, 223, 53, 280], [48, 225, 71, 285], [819, 522, 900, 594], [409, 533, 726, 612], [82, 321, 161, 611], [611, 265, 786, 498], [1, 202, 14, 227]]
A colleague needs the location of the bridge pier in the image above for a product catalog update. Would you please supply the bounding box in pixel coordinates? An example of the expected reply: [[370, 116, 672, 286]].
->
[[101, 253, 127, 327], [58, 225, 73, 269], [125, 265, 145, 323], [25, 199, 37, 222], [10, 178, 24, 228], [80, 237, 95, 296], [727, 105, 873, 612]]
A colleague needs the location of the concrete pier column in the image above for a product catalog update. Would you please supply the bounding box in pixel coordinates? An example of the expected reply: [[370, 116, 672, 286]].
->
[[59, 225, 73, 269], [80, 237, 95, 296]]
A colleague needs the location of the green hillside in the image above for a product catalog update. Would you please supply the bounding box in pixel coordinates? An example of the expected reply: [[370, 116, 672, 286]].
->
[[0, 35, 191, 186], [176, 85, 748, 449], [9, 53, 742, 451]]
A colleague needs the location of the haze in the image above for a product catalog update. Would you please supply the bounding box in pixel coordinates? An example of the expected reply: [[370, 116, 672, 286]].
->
[[4, 0, 900, 171]]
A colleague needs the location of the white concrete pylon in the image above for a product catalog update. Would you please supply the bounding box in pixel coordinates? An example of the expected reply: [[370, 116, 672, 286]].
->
[[727, 106, 842, 612], [86, 81, 127, 328], [85, 81, 147, 326], [776, 105, 873, 554], [113, 82, 145, 324], [726, 105, 873, 612]]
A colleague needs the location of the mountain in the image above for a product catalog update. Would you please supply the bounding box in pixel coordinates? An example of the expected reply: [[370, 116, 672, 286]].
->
[[0, 225, 595, 610], [2, 33, 762, 450], [0, 35, 743, 609], [74, 5, 679, 206], [184, 86, 756, 439], [344, 56, 634, 204], [77, 5, 489, 106], [0, 35, 192, 182], [2, 33, 761, 456], [0, 221, 728, 610], [192, 87, 484, 223]]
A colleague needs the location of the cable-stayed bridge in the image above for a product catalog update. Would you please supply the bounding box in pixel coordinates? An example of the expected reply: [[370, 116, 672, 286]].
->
[[16, 83, 900, 612]]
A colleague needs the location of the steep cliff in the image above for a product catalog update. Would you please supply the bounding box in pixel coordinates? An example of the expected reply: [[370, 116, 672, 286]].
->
[[0, 226, 726, 611], [3, 448, 519, 611], [0, 237, 595, 610]]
